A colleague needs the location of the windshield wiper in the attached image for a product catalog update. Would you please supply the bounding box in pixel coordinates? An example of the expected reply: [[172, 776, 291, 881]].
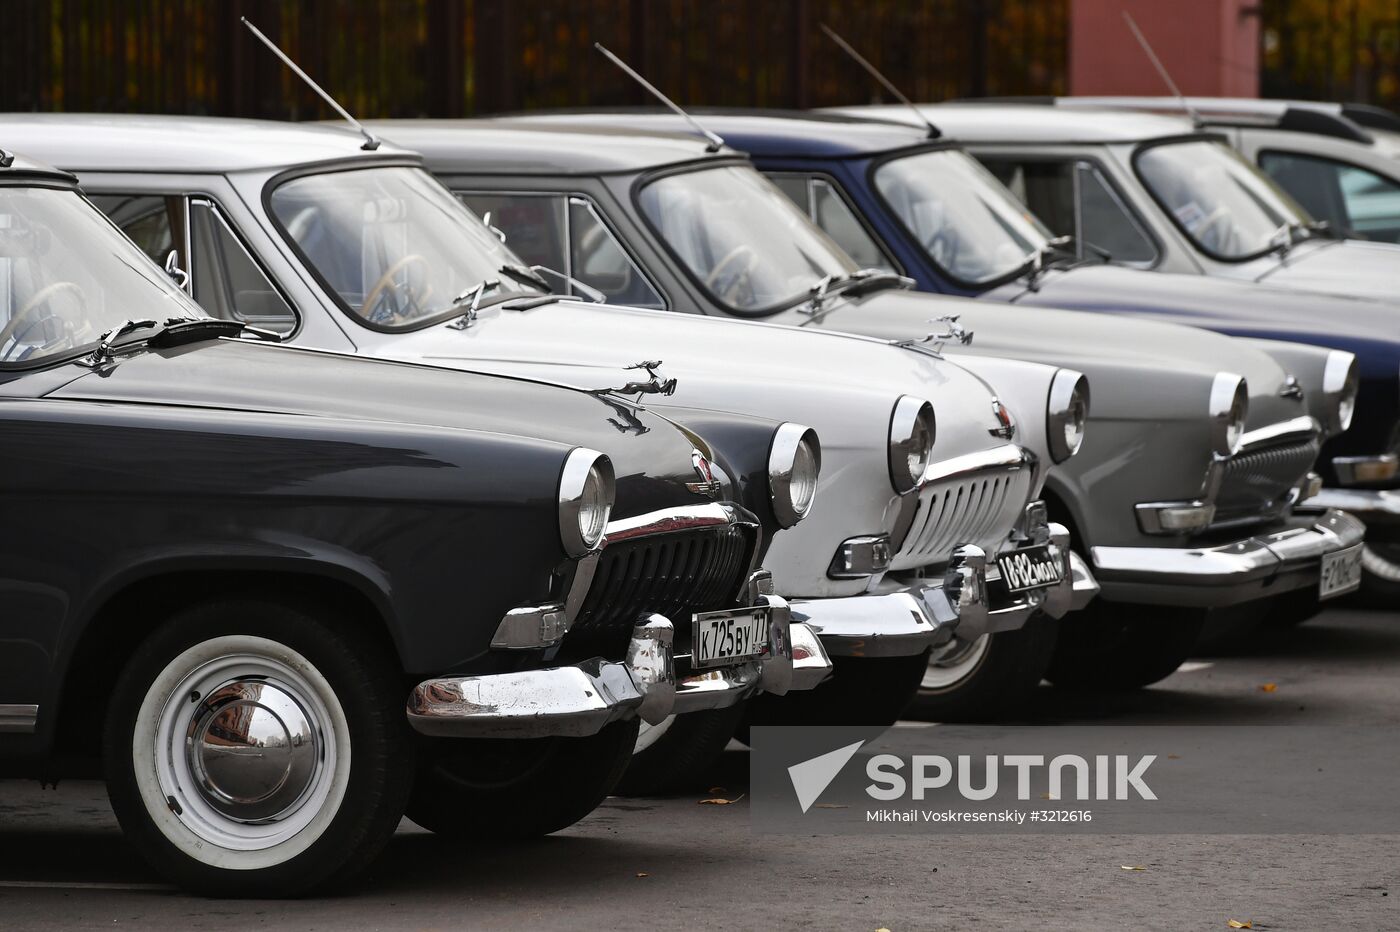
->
[[445, 278, 501, 331], [800, 268, 914, 317], [1267, 221, 1306, 259], [499, 263, 550, 291], [75, 316, 271, 368]]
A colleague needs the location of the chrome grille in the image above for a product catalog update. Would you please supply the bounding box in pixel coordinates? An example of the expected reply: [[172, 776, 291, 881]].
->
[[571, 523, 756, 641], [1217, 437, 1319, 520], [893, 460, 1033, 570]]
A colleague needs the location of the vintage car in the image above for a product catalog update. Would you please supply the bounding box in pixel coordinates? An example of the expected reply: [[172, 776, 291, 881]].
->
[[389, 115, 1367, 693], [824, 102, 1400, 304], [0, 150, 831, 894], [1049, 97, 1400, 244], [719, 105, 1400, 597], [2, 114, 1084, 726]]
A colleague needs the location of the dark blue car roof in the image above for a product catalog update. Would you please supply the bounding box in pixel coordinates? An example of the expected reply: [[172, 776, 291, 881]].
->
[[504, 109, 935, 161]]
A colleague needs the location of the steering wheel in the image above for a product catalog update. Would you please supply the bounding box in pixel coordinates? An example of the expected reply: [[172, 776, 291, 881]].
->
[[361, 254, 431, 325], [704, 244, 758, 306], [0, 281, 85, 360], [1192, 206, 1234, 252]]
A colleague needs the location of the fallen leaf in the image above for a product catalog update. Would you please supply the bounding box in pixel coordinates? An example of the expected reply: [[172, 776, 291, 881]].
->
[[1227, 921, 1253, 929], [875, 928, 892, 932], [707, 786, 727, 794], [698, 794, 746, 805], [1120, 865, 1147, 871], [635, 872, 649, 878], [1167, 754, 1181, 760], [1259, 683, 1278, 693]]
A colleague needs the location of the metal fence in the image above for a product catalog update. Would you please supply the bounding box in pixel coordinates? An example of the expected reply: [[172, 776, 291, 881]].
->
[[1261, 0, 1400, 107], [0, 0, 1068, 118]]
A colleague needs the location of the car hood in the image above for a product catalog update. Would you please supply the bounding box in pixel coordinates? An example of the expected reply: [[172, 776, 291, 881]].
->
[[43, 338, 719, 520], [989, 262, 1400, 365], [371, 298, 1012, 462], [797, 288, 1299, 428], [1250, 239, 1400, 302]]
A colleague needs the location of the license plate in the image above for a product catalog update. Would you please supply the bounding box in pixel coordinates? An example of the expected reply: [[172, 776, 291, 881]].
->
[[692, 607, 770, 669], [1319, 543, 1363, 600], [997, 544, 1064, 593]]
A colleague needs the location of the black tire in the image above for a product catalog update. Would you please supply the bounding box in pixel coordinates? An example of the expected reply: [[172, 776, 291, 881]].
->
[[908, 616, 1060, 722], [406, 717, 639, 839], [1046, 601, 1207, 691], [747, 650, 930, 729], [103, 598, 413, 898], [1354, 543, 1400, 605], [1262, 592, 1324, 629], [614, 703, 748, 796]]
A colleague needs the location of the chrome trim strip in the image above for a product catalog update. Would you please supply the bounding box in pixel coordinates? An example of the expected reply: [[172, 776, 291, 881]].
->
[[1238, 415, 1319, 451], [1310, 487, 1400, 523], [918, 443, 1033, 489], [603, 502, 739, 543], [0, 704, 38, 734]]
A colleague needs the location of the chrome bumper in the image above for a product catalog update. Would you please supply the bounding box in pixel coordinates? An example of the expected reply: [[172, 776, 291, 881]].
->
[[406, 599, 831, 739], [791, 523, 1087, 656], [1310, 487, 1400, 528], [1090, 508, 1365, 607]]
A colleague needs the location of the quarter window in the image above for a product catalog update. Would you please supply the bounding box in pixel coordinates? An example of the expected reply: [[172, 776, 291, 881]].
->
[[1258, 151, 1400, 243], [983, 158, 1158, 266], [767, 173, 897, 273], [458, 191, 664, 308]]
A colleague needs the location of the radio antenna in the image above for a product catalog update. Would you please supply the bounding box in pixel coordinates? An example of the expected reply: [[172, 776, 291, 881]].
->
[[1121, 11, 1203, 130], [593, 42, 725, 152], [820, 24, 940, 139], [241, 17, 380, 151]]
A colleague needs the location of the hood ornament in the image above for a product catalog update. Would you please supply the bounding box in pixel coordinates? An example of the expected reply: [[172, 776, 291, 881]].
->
[[894, 315, 974, 355], [686, 450, 723, 498], [1278, 375, 1305, 400], [593, 360, 678, 399]]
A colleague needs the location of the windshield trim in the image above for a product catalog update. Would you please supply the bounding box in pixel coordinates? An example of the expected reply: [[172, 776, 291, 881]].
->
[[763, 167, 908, 277], [1130, 132, 1310, 265], [865, 143, 1057, 292], [262, 157, 542, 334], [630, 157, 857, 318]]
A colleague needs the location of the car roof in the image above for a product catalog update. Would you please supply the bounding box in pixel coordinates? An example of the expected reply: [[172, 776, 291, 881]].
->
[[1051, 96, 1377, 143], [365, 118, 727, 174], [824, 102, 1200, 144], [0, 113, 417, 173], [0, 146, 76, 184]]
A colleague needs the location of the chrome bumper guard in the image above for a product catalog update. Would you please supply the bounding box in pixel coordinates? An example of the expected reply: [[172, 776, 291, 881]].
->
[[791, 522, 1086, 657], [406, 600, 830, 739], [1090, 508, 1366, 607], [1309, 487, 1400, 528]]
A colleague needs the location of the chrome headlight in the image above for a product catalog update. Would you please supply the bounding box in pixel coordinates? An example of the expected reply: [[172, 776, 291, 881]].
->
[[888, 396, 936, 494], [559, 447, 615, 557], [1046, 369, 1090, 463], [1209, 372, 1249, 457], [1323, 350, 1359, 435], [768, 423, 821, 528]]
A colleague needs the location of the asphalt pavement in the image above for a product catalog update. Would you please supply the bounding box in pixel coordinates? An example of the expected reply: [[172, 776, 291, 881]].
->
[[1, 605, 1396, 930]]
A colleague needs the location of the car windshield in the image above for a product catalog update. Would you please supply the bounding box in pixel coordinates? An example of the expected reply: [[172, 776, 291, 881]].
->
[[1135, 139, 1310, 260], [268, 166, 544, 329], [638, 165, 857, 313], [874, 148, 1053, 284], [0, 185, 201, 365]]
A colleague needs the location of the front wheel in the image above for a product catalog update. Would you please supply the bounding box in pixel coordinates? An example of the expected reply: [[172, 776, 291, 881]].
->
[[103, 600, 413, 898], [1046, 602, 1207, 691], [406, 718, 639, 839], [614, 704, 748, 796], [907, 617, 1059, 722]]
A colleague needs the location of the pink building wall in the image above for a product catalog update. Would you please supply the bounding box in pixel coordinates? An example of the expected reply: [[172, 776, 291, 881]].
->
[[1070, 0, 1260, 97]]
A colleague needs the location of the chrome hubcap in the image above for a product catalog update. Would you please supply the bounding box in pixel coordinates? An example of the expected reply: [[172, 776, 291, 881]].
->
[[149, 644, 341, 852], [187, 681, 319, 822], [921, 634, 990, 691]]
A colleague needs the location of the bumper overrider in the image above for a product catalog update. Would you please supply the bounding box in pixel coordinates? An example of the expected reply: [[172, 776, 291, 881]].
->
[[790, 502, 1094, 658], [1090, 508, 1366, 607], [405, 505, 833, 739]]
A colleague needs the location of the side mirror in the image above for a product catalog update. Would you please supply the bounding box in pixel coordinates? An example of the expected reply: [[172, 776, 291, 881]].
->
[[164, 250, 191, 293]]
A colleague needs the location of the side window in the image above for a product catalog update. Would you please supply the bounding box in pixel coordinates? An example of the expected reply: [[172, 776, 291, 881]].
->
[[88, 193, 183, 270], [1259, 151, 1400, 243], [767, 173, 897, 272], [188, 199, 297, 334], [982, 158, 1157, 266], [459, 191, 663, 308]]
